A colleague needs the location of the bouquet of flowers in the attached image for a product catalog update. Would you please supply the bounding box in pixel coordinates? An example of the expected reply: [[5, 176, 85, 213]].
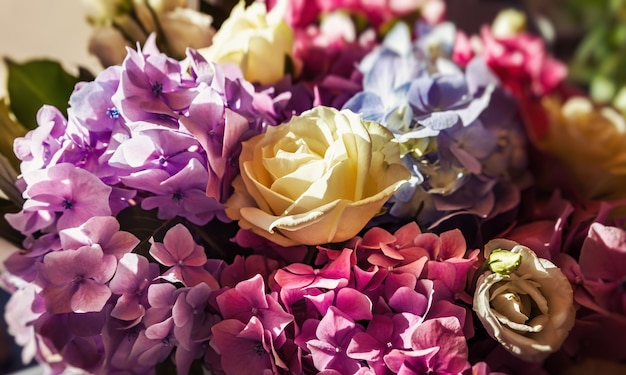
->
[[1, 1, 626, 374]]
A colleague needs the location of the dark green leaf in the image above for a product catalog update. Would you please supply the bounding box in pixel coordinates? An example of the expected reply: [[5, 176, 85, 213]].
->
[[199, 0, 253, 29], [0, 198, 25, 247], [116, 205, 173, 257], [5, 59, 79, 130], [0, 98, 27, 170]]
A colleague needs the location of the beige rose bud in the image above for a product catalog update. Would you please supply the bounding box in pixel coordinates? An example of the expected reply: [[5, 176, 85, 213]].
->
[[473, 239, 575, 362]]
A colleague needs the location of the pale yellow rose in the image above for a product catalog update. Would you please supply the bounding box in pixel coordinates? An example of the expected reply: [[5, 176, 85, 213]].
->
[[197, 0, 294, 85], [225, 107, 411, 247], [473, 239, 575, 363], [540, 95, 626, 200]]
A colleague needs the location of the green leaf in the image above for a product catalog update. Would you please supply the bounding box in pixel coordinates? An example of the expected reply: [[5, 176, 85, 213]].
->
[[0, 98, 27, 170], [0, 198, 25, 248], [5, 59, 79, 130], [0, 153, 22, 206], [116, 205, 172, 257]]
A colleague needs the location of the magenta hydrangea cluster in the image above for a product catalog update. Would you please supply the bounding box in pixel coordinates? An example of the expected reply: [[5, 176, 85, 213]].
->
[[2, 218, 490, 374]]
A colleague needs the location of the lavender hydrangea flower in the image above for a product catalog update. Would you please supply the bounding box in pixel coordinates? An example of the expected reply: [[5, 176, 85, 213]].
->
[[111, 36, 197, 127], [41, 245, 116, 314], [68, 65, 125, 134], [108, 125, 203, 175], [109, 253, 159, 323], [343, 21, 529, 234], [59, 215, 139, 260], [13, 105, 67, 174], [122, 158, 226, 225], [181, 50, 271, 203], [6, 163, 112, 234]]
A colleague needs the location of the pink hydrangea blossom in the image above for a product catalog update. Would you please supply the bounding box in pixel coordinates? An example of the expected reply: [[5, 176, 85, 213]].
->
[[149, 223, 219, 289]]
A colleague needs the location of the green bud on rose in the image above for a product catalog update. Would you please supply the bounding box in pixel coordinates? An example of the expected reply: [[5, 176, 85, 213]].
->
[[488, 249, 522, 275]]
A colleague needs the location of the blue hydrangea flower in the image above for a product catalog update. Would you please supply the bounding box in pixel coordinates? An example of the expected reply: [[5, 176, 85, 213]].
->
[[344, 22, 530, 231]]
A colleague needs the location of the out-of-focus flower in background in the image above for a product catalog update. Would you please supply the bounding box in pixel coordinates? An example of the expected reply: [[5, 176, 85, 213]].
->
[[538, 95, 626, 200], [198, 0, 293, 85], [84, 0, 215, 66]]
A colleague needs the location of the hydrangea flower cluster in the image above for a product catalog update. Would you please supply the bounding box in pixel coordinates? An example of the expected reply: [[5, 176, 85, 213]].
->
[[343, 21, 530, 236], [1, 2, 626, 375]]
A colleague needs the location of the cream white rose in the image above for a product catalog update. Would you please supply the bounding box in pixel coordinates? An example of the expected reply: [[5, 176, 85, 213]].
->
[[197, 0, 294, 85], [473, 239, 575, 363], [225, 107, 410, 247]]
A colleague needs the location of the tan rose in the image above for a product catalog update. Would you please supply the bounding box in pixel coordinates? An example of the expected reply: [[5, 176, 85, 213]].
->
[[197, 1, 294, 85], [473, 239, 575, 362], [225, 107, 410, 247], [158, 8, 214, 58], [539, 95, 626, 200], [88, 26, 132, 67]]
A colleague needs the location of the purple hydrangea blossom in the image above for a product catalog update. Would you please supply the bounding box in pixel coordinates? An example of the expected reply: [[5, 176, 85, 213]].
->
[[68, 65, 125, 134], [111, 36, 197, 127], [173, 282, 219, 351], [210, 316, 280, 375], [130, 283, 180, 367], [181, 50, 272, 203], [41, 245, 116, 314], [108, 125, 204, 176], [59, 215, 139, 259], [172, 283, 221, 373], [6, 163, 112, 234], [109, 253, 159, 323], [122, 158, 226, 225], [149, 223, 219, 289], [13, 105, 67, 174]]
